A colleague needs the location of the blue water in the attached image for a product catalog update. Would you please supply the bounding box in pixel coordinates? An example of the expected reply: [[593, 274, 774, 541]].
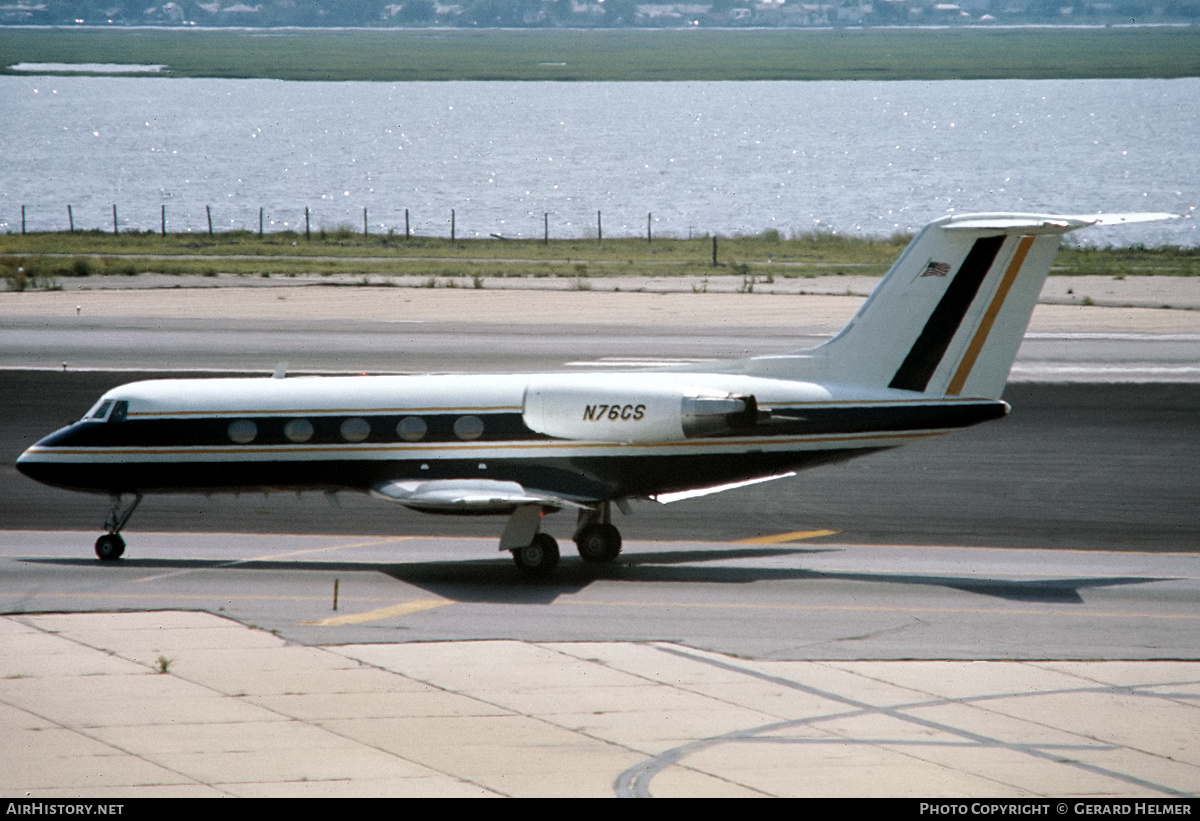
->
[[3, 77, 1196, 246]]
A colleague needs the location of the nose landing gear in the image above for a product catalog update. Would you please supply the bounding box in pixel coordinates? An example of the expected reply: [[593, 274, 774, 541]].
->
[[94, 532, 125, 561], [95, 493, 141, 561]]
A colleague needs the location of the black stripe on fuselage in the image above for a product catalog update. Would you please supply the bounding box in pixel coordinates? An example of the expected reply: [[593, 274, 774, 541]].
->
[[35, 412, 541, 448], [33, 400, 1005, 450], [17, 447, 887, 500], [752, 399, 1005, 436], [889, 235, 1007, 393]]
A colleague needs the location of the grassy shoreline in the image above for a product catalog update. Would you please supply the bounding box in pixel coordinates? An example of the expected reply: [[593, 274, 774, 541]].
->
[[3, 27, 1200, 82], [3, 230, 1197, 290]]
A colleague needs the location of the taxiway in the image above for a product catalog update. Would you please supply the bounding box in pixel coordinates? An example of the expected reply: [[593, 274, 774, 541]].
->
[[2, 281, 1197, 797]]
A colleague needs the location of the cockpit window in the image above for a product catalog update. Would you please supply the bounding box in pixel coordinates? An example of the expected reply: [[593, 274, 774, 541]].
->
[[83, 399, 129, 423], [85, 400, 113, 421]]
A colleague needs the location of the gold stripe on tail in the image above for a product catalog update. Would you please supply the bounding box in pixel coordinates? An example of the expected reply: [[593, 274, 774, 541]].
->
[[946, 235, 1036, 396]]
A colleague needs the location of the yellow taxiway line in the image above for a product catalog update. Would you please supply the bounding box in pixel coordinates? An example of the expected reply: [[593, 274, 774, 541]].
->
[[305, 598, 452, 626], [737, 529, 839, 544]]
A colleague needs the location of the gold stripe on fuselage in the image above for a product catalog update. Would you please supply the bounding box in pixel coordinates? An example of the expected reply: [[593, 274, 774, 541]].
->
[[24, 429, 948, 461]]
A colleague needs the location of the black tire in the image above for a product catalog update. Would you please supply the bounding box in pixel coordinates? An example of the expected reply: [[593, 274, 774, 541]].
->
[[95, 533, 126, 561], [512, 532, 560, 577], [575, 523, 622, 563]]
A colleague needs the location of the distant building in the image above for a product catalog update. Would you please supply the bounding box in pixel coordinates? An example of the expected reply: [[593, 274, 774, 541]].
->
[[636, 3, 712, 18], [4, 0, 1199, 28], [0, 3, 48, 23], [435, 2, 466, 19]]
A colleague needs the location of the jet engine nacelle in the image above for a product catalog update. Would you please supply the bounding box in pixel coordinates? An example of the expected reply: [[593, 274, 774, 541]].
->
[[523, 378, 757, 443]]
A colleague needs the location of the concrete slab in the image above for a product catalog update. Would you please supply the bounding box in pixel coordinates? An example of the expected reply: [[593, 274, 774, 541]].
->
[[224, 776, 498, 798], [891, 745, 1131, 798], [2, 612, 1197, 798], [242, 689, 491, 721], [316, 714, 640, 797], [646, 766, 772, 798], [1, 723, 205, 794]]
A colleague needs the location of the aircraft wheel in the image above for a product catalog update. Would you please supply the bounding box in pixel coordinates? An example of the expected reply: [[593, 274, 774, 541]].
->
[[95, 533, 126, 561], [512, 533, 560, 577], [575, 523, 622, 563]]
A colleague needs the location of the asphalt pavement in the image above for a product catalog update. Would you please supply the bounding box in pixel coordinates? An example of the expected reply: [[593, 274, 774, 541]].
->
[[3, 281, 1198, 798]]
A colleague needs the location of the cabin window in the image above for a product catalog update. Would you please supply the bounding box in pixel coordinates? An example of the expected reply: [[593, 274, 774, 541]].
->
[[340, 417, 371, 443], [227, 419, 257, 444], [396, 416, 427, 442], [453, 415, 484, 441], [284, 419, 314, 443]]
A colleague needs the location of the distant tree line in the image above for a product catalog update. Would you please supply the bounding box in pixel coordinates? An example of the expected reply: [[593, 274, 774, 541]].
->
[[5, 0, 1200, 27]]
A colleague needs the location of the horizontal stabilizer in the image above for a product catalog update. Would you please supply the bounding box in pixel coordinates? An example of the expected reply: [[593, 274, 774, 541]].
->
[[943, 212, 1179, 233], [1070, 212, 1181, 226]]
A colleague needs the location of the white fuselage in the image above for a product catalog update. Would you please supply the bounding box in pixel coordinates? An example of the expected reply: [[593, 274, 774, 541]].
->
[[16, 369, 1005, 503]]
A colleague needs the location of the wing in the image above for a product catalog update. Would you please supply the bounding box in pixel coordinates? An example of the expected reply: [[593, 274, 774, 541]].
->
[[371, 479, 592, 514]]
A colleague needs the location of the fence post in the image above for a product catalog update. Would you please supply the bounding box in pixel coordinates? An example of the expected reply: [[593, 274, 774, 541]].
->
[[67, 204, 74, 233], [259, 207, 264, 238], [305, 207, 311, 241], [363, 207, 368, 237], [597, 210, 602, 243], [206, 205, 213, 236], [712, 235, 718, 267], [405, 208, 410, 240], [112, 204, 119, 236], [544, 212, 549, 245], [161, 204, 166, 237], [21, 205, 26, 234], [648, 212, 652, 243], [451, 209, 455, 241]]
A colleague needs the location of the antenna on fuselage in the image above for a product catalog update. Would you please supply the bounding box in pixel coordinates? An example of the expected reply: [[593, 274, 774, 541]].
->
[[271, 361, 288, 379]]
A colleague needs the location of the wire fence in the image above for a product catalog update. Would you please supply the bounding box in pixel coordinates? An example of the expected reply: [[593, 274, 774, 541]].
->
[[8, 203, 677, 244]]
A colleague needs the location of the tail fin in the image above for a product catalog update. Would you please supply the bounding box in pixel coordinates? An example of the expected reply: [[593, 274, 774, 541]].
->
[[758, 212, 1174, 400]]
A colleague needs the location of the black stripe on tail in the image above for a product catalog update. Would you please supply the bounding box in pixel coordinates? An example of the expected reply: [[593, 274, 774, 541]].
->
[[888, 235, 1005, 393]]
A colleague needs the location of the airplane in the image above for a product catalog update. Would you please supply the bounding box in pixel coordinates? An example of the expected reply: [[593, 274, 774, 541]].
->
[[15, 211, 1176, 577]]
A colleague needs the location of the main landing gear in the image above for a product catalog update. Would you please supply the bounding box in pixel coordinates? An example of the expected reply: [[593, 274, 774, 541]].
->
[[502, 502, 623, 578], [575, 522, 622, 564], [511, 532, 560, 576], [95, 493, 141, 562]]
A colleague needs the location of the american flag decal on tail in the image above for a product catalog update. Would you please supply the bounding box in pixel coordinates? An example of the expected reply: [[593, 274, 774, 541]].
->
[[921, 261, 951, 277]]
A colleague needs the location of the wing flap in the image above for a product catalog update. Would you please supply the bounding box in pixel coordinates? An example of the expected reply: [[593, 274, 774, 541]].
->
[[651, 472, 796, 504]]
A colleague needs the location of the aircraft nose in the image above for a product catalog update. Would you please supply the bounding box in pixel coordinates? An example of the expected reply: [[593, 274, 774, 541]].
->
[[15, 425, 76, 485], [16, 436, 49, 475], [15, 444, 41, 482]]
